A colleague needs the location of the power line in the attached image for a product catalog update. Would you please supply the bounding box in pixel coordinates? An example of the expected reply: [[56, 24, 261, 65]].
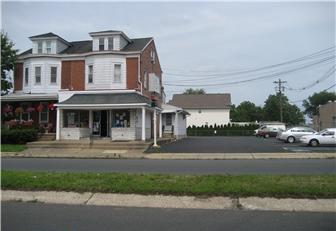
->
[[163, 46, 335, 77], [322, 83, 336, 91], [286, 65, 336, 91], [164, 56, 335, 87]]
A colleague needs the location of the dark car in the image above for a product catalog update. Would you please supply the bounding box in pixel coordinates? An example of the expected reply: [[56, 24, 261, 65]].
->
[[256, 127, 281, 138]]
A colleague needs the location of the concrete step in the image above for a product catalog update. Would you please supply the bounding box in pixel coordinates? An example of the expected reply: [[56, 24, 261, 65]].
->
[[38, 133, 56, 141], [26, 141, 150, 150]]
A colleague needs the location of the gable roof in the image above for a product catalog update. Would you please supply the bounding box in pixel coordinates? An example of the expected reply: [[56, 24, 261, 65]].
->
[[29, 32, 60, 39], [169, 94, 231, 109]]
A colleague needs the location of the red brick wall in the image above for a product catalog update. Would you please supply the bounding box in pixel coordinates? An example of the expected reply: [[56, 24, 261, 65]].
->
[[126, 57, 139, 90], [14, 63, 23, 92], [140, 40, 163, 104], [61, 60, 85, 91]]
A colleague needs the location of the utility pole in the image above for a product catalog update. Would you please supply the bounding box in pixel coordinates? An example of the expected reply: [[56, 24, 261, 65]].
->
[[273, 79, 287, 122]]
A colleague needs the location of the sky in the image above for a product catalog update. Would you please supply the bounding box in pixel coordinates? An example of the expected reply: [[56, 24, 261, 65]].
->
[[2, 1, 335, 108]]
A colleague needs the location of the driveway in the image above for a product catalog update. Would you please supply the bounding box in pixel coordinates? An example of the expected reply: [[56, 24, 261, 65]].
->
[[151, 136, 336, 153]]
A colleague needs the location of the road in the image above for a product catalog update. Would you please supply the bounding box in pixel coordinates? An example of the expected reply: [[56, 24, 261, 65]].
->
[[2, 158, 335, 174], [2, 202, 335, 231], [150, 136, 336, 153]]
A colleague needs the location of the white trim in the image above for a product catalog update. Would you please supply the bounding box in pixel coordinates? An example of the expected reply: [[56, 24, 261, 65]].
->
[[141, 38, 154, 52], [56, 103, 148, 108]]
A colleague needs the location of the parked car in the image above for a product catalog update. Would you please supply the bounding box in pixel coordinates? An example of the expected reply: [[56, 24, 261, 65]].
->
[[277, 127, 316, 143], [254, 124, 286, 136], [256, 126, 283, 138], [300, 128, 336, 147]]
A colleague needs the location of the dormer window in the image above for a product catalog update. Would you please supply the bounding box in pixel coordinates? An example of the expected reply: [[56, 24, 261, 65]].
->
[[46, 41, 52, 54], [108, 37, 114, 50], [99, 38, 105, 51], [37, 41, 43, 54]]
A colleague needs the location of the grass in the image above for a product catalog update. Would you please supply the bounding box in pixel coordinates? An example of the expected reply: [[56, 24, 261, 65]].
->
[[2, 170, 336, 198], [1, 144, 26, 152]]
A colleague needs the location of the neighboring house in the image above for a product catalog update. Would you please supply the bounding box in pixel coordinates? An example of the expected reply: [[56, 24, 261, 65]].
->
[[161, 104, 189, 139], [313, 101, 336, 131], [2, 30, 164, 141], [168, 94, 231, 127]]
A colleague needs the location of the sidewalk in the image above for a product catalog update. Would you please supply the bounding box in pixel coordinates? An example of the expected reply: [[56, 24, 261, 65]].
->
[[2, 190, 335, 212], [2, 148, 336, 160]]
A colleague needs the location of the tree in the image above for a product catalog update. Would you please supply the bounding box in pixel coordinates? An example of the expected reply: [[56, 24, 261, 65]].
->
[[303, 91, 336, 118], [231, 101, 263, 122], [1, 32, 17, 95], [263, 94, 304, 125], [183, 88, 206, 95]]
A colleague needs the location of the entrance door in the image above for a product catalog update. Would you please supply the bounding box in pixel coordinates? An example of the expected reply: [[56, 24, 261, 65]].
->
[[92, 111, 101, 136], [101, 110, 108, 137]]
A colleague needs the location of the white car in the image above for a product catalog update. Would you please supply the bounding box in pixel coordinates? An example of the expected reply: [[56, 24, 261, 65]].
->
[[277, 127, 316, 143], [300, 128, 336, 147]]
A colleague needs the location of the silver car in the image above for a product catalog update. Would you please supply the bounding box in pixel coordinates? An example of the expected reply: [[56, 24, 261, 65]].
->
[[277, 127, 316, 143]]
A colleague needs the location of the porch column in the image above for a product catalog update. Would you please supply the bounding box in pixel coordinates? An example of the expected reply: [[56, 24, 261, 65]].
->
[[56, 108, 61, 140], [175, 112, 178, 139], [89, 110, 93, 129], [159, 113, 162, 138], [141, 107, 146, 141], [153, 109, 158, 147]]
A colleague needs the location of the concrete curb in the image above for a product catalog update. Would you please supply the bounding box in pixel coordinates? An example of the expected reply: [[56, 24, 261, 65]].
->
[[2, 190, 335, 212], [145, 152, 336, 160], [2, 151, 336, 160]]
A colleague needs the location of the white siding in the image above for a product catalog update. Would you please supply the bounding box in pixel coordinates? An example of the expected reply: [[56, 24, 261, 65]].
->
[[135, 109, 151, 140], [177, 113, 187, 137], [119, 35, 128, 50], [56, 40, 68, 53], [22, 57, 61, 94], [148, 73, 161, 94], [85, 55, 126, 90], [60, 128, 90, 140], [186, 109, 230, 127]]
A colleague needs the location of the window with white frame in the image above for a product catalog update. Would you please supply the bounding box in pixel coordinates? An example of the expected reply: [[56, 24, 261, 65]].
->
[[114, 64, 121, 83], [24, 67, 29, 85], [46, 41, 52, 54], [39, 103, 49, 123], [150, 50, 156, 64], [108, 37, 113, 50], [35, 66, 41, 84], [144, 71, 147, 89], [20, 112, 31, 121], [37, 41, 43, 54], [88, 65, 93, 83], [50, 66, 57, 83], [99, 38, 105, 51]]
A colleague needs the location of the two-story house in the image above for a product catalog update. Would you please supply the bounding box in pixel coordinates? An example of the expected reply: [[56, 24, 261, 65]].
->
[[2, 30, 163, 141]]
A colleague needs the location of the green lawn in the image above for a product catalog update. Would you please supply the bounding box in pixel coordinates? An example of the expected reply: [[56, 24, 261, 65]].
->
[[2, 170, 335, 198], [1, 144, 26, 152]]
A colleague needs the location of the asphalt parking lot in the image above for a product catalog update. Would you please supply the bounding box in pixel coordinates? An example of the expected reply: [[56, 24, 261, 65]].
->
[[152, 136, 336, 153]]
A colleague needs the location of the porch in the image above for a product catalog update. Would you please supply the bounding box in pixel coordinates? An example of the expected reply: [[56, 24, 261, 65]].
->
[[56, 92, 162, 142]]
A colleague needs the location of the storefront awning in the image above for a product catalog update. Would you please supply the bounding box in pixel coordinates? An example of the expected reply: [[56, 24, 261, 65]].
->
[[56, 92, 152, 109]]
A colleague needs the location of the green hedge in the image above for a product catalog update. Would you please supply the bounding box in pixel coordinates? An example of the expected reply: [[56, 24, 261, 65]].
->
[[187, 124, 259, 136], [1, 129, 38, 144]]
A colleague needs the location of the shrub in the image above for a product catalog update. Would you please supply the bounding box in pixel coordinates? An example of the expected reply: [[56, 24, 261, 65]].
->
[[1, 129, 38, 144]]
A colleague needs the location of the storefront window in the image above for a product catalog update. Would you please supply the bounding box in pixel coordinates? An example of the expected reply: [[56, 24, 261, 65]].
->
[[112, 110, 130, 128], [63, 110, 89, 128]]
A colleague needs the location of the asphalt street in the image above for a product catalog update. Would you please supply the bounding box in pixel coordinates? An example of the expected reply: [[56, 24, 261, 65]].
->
[[2, 202, 335, 231], [2, 158, 335, 174], [151, 136, 336, 153]]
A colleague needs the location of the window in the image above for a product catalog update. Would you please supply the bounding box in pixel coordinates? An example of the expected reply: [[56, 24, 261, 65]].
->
[[88, 65, 93, 83], [99, 38, 105, 51], [151, 50, 156, 64], [63, 110, 89, 128], [144, 71, 147, 89], [39, 103, 49, 123], [112, 110, 130, 127], [166, 114, 172, 126], [46, 41, 52, 54], [20, 112, 31, 121], [114, 64, 121, 83], [37, 41, 43, 54], [50, 66, 57, 83], [24, 67, 29, 85], [108, 37, 114, 50], [35, 66, 41, 84]]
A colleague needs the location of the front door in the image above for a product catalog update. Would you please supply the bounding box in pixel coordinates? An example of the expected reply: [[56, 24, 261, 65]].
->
[[92, 110, 108, 137], [92, 111, 101, 136]]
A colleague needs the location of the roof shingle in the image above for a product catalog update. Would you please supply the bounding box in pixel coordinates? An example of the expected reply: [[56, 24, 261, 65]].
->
[[169, 94, 231, 109]]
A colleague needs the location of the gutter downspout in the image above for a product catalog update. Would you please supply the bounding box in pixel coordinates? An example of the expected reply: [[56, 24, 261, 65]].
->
[[138, 54, 142, 94]]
